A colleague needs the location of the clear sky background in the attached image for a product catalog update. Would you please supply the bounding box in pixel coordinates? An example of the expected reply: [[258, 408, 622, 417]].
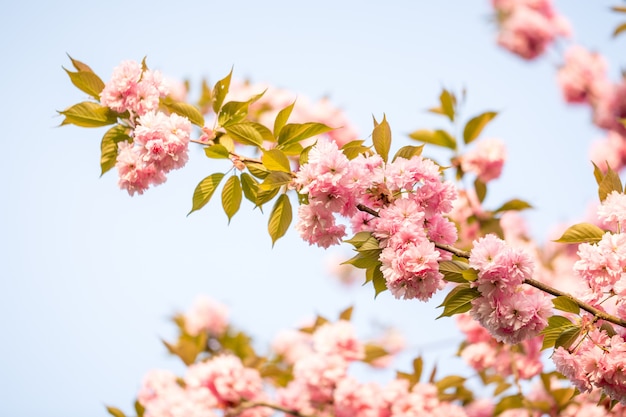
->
[[1, 1, 624, 416]]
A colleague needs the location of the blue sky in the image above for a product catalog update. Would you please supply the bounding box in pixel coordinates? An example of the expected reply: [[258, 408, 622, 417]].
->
[[1, 1, 624, 416]]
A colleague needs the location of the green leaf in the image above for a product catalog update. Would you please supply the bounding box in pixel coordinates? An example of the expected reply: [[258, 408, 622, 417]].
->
[[412, 357, 423, 382], [592, 161, 604, 186], [494, 394, 524, 416], [540, 315, 576, 350], [268, 194, 292, 245], [392, 145, 423, 162], [613, 22, 626, 37], [105, 406, 127, 417], [439, 260, 470, 283], [372, 114, 392, 162], [344, 231, 375, 249], [551, 387, 576, 408], [258, 171, 293, 191], [493, 198, 533, 213], [58, 101, 118, 127], [100, 125, 131, 176], [366, 264, 387, 297], [552, 296, 580, 315], [437, 284, 480, 318], [274, 101, 296, 137], [439, 90, 456, 122], [225, 122, 273, 148], [343, 251, 381, 269], [188, 173, 225, 215], [245, 161, 270, 180], [363, 344, 388, 363], [555, 326, 582, 350], [262, 149, 291, 173], [408, 129, 456, 150], [599, 165, 623, 201], [255, 186, 280, 208], [221, 175, 242, 223], [67, 54, 95, 73], [134, 401, 145, 417], [218, 92, 265, 127], [612, 6, 626, 13], [212, 68, 233, 114], [553, 222, 605, 244], [204, 144, 231, 159], [341, 140, 370, 160], [64, 67, 105, 99], [277, 122, 333, 147], [339, 306, 353, 321], [160, 99, 205, 127], [197, 78, 212, 110], [435, 375, 466, 392], [474, 178, 487, 203], [463, 111, 497, 145], [240, 172, 259, 204]]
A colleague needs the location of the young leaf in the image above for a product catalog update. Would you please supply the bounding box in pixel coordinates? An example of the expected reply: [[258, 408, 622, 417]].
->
[[553, 222, 605, 244], [212, 68, 233, 114], [339, 306, 353, 321], [552, 296, 580, 315], [613, 22, 626, 37], [362, 344, 389, 363], [67, 54, 95, 73], [372, 114, 392, 162], [437, 284, 480, 318], [63, 67, 105, 99], [366, 264, 387, 298], [100, 124, 131, 176], [277, 122, 333, 147], [493, 198, 533, 213], [160, 99, 205, 127], [540, 315, 576, 350], [555, 326, 582, 350], [408, 129, 456, 150], [204, 144, 231, 159], [258, 171, 293, 191], [439, 260, 470, 283], [240, 172, 259, 204], [268, 194, 292, 245], [494, 394, 524, 416], [474, 178, 487, 203], [439, 89, 456, 122], [262, 149, 291, 173], [106, 406, 127, 417], [221, 175, 242, 223], [598, 164, 623, 201], [197, 78, 213, 110], [188, 173, 225, 215], [463, 111, 497, 145], [392, 145, 423, 162], [58, 102, 118, 127], [225, 122, 273, 148], [274, 101, 296, 137]]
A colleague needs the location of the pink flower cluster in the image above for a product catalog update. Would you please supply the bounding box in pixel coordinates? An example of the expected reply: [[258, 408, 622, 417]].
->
[[459, 138, 506, 183], [137, 354, 271, 417], [100, 60, 169, 117], [182, 295, 229, 337], [557, 45, 609, 105], [469, 234, 552, 344], [116, 111, 191, 195], [553, 328, 626, 404], [456, 313, 544, 379], [492, 0, 571, 60], [294, 137, 459, 300]]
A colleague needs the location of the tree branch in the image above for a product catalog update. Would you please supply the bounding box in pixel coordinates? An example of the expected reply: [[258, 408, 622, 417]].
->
[[228, 400, 319, 417]]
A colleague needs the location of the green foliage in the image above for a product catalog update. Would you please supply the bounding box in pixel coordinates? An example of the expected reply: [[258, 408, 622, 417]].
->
[[392, 144, 424, 162], [262, 149, 291, 173], [437, 283, 480, 318], [372, 114, 392, 162], [396, 357, 424, 389], [218, 91, 265, 127], [277, 122, 333, 148], [212, 68, 233, 114], [592, 162, 624, 201], [552, 296, 580, 315], [408, 129, 456, 150], [189, 173, 225, 215], [463, 111, 497, 145], [240, 172, 259, 205], [58, 101, 119, 127], [268, 194, 292, 245], [474, 178, 487, 203], [493, 198, 532, 213], [225, 122, 273, 148], [553, 222, 605, 244], [63, 67, 105, 100], [438, 260, 471, 283], [204, 144, 231, 159], [273, 101, 295, 137], [428, 89, 457, 122], [221, 175, 242, 223], [540, 315, 578, 350], [494, 394, 524, 415], [106, 406, 127, 417], [100, 125, 131, 176], [160, 98, 205, 127], [341, 140, 370, 160]]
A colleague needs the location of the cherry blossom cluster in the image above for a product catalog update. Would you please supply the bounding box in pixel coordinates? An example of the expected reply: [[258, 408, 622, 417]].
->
[[115, 111, 191, 195], [294, 137, 458, 301], [456, 312, 544, 379], [98, 60, 193, 195], [100, 60, 169, 118], [491, 0, 571, 60], [553, 327, 626, 405], [458, 138, 507, 183], [468, 234, 553, 344]]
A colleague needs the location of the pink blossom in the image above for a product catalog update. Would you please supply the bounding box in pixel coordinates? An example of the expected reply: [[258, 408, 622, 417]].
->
[[271, 329, 314, 364], [292, 353, 349, 403], [333, 378, 385, 417], [295, 202, 346, 248], [312, 320, 365, 362], [100, 60, 169, 117], [589, 131, 626, 173], [593, 81, 626, 136], [182, 295, 229, 337], [598, 192, 626, 232], [557, 45, 609, 104], [496, 7, 557, 60], [460, 139, 506, 183]]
